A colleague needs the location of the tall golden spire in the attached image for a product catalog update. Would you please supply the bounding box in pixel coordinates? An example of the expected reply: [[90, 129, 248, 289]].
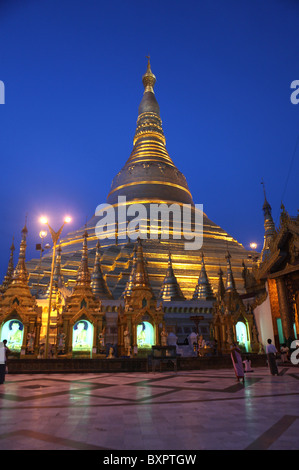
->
[[11, 221, 29, 287], [1, 237, 15, 293], [75, 230, 91, 288], [225, 251, 236, 292], [107, 59, 193, 206], [261, 180, 276, 261]]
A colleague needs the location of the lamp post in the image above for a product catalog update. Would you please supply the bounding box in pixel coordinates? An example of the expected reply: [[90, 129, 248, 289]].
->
[[36, 230, 49, 295], [40, 216, 71, 358]]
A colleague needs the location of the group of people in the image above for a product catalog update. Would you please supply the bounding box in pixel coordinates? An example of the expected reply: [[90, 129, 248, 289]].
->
[[230, 338, 288, 383], [0, 334, 294, 386]]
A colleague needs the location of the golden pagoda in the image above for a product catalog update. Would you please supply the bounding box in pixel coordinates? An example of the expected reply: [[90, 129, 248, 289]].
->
[[1, 58, 261, 355], [25, 59, 256, 301]]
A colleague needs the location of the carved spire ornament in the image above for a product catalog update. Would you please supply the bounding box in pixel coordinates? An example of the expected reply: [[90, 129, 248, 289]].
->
[[11, 221, 29, 287], [217, 266, 225, 302], [192, 252, 215, 301], [1, 237, 15, 293], [91, 240, 113, 299], [75, 230, 91, 288], [122, 245, 137, 298], [159, 252, 185, 301], [225, 251, 236, 292], [261, 180, 276, 261]]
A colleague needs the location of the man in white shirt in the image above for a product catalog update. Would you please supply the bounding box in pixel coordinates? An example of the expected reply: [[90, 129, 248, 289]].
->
[[266, 338, 279, 376]]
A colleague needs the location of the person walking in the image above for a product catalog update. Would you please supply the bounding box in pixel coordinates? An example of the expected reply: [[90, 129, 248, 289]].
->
[[231, 342, 245, 384], [266, 338, 279, 376]]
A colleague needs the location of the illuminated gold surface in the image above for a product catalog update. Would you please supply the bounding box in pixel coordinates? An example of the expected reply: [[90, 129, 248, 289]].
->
[[107, 180, 193, 198]]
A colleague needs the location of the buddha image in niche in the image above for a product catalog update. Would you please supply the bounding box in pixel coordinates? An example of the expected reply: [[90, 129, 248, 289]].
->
[[137, 322, 146, 346], [7, 320, 23, 350], [73, 320, 91, 349], [137, 322, 154, 348]]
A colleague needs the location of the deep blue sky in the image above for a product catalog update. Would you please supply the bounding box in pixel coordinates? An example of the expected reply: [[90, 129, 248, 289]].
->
[[0, 0, 298, 280]]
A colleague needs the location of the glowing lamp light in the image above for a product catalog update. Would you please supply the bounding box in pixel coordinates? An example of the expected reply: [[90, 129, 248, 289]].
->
[[250, 242, 257, 250], [64, 216, 72, 224], [39, 230, 47, 239], [40, 216, 48, 225]]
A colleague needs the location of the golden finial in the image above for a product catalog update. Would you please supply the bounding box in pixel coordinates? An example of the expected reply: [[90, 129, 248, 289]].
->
[[10, 235, 15, 252], [22, 214, 28, 237], [142, 55, 156, 93]]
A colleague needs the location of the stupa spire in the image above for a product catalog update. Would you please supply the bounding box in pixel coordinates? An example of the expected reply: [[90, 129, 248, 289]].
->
[[75, 230, 91, 288], [225, 251, 236, 292], [91, 240, 113, 299], [122, 245, 137, 298], [1, 237, 15, 293], [261, 180, 276, 261], [159, 251, 185, 301], [192, 252, 215, 300], [11, 221, 29, 287], [107, 59, 193, 206], [217, 266, 225, 302]]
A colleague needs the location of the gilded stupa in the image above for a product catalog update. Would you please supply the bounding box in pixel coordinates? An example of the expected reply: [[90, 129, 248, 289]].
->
[[25, 59, 257, 300]]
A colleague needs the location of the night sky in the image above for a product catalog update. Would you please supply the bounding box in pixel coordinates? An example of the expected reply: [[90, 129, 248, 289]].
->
[[0, 0, 298, 280]]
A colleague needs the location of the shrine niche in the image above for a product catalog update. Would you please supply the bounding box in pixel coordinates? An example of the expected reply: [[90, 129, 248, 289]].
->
[[0, 224, 42, 358], [0, 317, 24, 353], [118, 238, 165, 356], [212, 252, 258, 354], [58, 230, 105, 358]]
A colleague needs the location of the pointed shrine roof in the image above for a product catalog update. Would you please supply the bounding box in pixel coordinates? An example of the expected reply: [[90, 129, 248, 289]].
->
[[159, 252, 185, 301], [192, 252, 215, 300]]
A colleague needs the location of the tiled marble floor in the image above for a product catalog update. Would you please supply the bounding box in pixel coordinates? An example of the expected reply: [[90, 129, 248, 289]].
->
[[0, 366, 298, 450]]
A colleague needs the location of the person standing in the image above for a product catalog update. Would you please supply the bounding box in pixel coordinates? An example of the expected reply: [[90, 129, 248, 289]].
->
[[266, 338, 279, 376], [0, 341, 7, 384], [231, 343, 245, 384]]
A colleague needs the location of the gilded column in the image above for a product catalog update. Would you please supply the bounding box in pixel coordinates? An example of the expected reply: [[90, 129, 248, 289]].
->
[[276, 277, 293, 340]]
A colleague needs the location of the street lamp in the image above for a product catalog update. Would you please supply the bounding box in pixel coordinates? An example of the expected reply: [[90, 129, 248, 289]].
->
[[248, 242, 259, 262], [40, 216, 72, 358]]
